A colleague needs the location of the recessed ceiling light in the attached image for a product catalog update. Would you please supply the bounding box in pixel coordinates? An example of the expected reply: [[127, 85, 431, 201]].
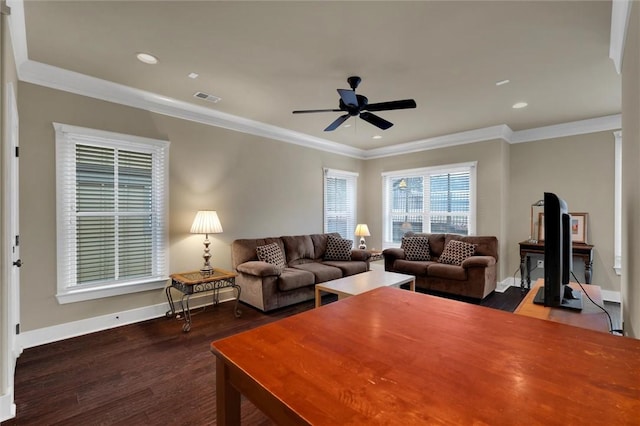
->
[[344, 124, 352, 128], [372, 135, 383, 139], [136, 52, 158, 65], [496, 79, 510, 86], [512, 102, 528, 109], [188, 72, 199, 79]]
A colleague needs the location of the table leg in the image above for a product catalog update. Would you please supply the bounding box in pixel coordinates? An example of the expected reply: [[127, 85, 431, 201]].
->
[[526, 255, 531, 289], [165, 285, 176, 318], [584, 259, 593, 284], [181, 294, 192, 332], [216, 358, 241, 426], [232, 284, 242, 318], [520, 253, 526, 291], [315, 286, 321, 308], [409, 278, 416, 292]]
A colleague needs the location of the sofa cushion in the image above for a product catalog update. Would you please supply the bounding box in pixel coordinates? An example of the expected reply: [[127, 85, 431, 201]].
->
[[282, 235, 315, 265], [256, 242, 286, 271], [292, 262, 343, 283], [277, 268, 316, 291], [392, 259, 431, 276], [322, 260, 367, 276], [324, 235, 353, 261], [439, 240, 477, 266], [401, 236, 431, 261], [427, 263, 468, 281]]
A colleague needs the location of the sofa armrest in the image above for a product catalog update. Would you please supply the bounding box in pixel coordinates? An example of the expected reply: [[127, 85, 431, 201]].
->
[[350, 249, 372, 262], [382, 248, 406, 261], [461, 255, 496, 269], [236, 261, 282, 277]]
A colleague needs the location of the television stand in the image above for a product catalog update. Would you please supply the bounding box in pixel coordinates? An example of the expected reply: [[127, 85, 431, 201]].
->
[[532, 285, 584, 311], [516, 279, 608, 333]]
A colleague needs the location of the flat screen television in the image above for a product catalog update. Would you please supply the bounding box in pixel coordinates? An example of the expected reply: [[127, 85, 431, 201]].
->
[[533, 192, 583, 310]]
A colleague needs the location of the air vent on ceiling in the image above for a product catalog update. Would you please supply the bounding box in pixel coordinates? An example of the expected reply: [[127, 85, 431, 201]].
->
[[194, 91, 222, 103]]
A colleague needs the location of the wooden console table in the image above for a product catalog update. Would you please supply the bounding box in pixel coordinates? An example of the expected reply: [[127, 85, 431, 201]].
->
[[514, 279, 610, 333], [519, 240, 594, 289]]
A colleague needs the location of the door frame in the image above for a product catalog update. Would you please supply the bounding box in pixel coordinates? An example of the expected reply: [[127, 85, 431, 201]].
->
[[2, 81, 20, 420]]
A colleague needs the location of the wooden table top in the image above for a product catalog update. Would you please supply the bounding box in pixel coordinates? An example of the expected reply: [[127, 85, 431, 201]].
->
[[211, 287, 640, 424], [515, 279, 610, 333]]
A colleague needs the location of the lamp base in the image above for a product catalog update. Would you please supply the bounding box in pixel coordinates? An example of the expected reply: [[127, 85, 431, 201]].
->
[[200, 266, 213, 276], [359, 237, 367, 250]]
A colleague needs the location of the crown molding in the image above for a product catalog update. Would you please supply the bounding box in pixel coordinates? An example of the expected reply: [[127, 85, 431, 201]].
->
[[7, 0, 623, 160], [363, 125, 513, 159], [509, 114, 621, 144], [609, 0, 632, 74], [19, 60, 366, 159]]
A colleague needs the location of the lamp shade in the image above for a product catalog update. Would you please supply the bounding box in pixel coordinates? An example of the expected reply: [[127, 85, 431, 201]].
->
[[190, 210, 223, 234], [354, 224, 371, 237]]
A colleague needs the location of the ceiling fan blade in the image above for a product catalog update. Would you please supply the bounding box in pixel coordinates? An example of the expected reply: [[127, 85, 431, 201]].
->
[[360, 112, 393, 130], [364, 99, 417, 112], [324, 114, 351, 131], [293, 108, 342, 114], [337, 89, 359, 107]]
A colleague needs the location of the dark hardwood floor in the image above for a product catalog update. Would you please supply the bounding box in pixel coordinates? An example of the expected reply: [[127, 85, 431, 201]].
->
[[1, 287, 536, 425]]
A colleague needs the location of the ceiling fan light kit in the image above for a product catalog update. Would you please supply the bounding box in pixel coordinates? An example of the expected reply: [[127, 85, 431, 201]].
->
[[293, 76, 417, 132]]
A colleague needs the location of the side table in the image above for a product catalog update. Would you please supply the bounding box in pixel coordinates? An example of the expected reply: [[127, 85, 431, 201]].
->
[[518, 240, 594, 290], [166, 268, 241, 332]]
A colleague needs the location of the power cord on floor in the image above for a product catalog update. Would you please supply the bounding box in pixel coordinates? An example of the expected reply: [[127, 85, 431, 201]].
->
[[570, 271, 622, 335]]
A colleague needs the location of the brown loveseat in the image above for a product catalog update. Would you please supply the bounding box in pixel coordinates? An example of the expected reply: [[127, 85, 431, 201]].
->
[[383, 233, 498, 300], [232, 233, 371, 312]]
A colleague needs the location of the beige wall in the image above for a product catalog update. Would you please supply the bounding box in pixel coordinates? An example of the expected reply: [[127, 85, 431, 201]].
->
[[622, 3, 639, 338], [362, 139, 511, 279], [17, 82, 362, 331], [508, 132, 619, 293]]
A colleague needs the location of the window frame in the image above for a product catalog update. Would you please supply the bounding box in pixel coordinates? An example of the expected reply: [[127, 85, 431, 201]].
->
[[54, 123, 170, 304], [323, 168, 358, 240], [381, 162, 477, 248]]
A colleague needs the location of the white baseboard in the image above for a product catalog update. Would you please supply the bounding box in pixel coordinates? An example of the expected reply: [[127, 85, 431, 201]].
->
[[0, 391, 16, 422], [496, 278, 621, 303], [19, 288, 236, 349]]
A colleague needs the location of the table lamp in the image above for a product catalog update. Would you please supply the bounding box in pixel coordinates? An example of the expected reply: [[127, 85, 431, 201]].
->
[[190, 210, 223, 274], [354, 224, 371, 250]]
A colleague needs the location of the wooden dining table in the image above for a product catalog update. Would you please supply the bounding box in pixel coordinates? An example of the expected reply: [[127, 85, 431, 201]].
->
[[211, 286, 640, 425]]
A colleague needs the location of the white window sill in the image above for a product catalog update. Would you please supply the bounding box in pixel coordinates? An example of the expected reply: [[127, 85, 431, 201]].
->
[[56, 277, 168, 304]]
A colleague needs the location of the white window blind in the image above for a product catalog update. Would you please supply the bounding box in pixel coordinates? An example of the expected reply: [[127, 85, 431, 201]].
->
[[382, 162, 476, 247], [323, 168, 358, 240], [55, 123, 169, 303]]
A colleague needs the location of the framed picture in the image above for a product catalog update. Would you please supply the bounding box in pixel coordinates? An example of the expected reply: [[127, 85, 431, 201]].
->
[[570, 212, 588, 244], [537, 212, 545, 242], [537, 212, 588, 243]]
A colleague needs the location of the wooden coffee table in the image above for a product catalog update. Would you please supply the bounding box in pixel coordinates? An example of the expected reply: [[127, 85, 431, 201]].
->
[[314, 269, 415, 307]]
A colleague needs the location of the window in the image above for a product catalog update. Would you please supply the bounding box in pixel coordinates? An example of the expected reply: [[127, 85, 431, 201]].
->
[[382, 162, 476, 247], [54, 123, 169, 303], [323, 168, 358, 239]]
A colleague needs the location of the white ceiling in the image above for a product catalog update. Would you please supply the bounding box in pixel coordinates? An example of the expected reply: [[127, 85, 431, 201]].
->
[[17, 0, 620, 151]]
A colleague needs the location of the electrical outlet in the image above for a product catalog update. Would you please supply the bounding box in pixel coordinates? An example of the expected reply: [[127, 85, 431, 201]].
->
[[537, 260, 544, 268]]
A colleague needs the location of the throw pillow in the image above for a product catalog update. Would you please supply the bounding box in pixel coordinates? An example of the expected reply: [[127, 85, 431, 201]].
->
[[401, 236, 431, 261], [256, 242, 287, 271], [438, 240, 477, 266], [324, 235, 353, 261]]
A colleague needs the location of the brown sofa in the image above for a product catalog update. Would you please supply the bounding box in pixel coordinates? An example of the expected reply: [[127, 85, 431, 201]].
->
[[231, 233, 371, 312], [383, 233, 498, 300]]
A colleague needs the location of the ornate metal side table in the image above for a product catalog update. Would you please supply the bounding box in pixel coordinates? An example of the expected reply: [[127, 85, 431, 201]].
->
[[166, 268, 241, 332]]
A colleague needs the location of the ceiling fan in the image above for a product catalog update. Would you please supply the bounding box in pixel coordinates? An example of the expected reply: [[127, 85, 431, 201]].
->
[[292, 76, 417, 132]]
